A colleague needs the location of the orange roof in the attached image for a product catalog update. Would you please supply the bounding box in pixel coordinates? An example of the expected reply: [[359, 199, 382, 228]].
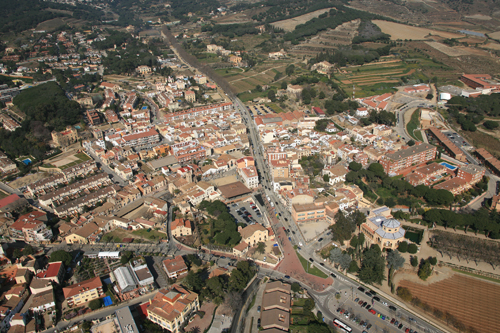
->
[[63, 276, 102, 299]]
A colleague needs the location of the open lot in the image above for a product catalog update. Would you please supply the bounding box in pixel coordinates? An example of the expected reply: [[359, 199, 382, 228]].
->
[[373, 20, 464, 40], [424, 41, 471, 57], [271, 8, 334, 32], [399, 274, 500, 333]]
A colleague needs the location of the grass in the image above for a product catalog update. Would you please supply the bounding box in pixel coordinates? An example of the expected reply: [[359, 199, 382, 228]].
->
[[266, 103, 285, 113], [407, 108, 423, 141], [452, 269, 500, 284], [376, 187, 395, 199], [75, 152, 91, 161], [131, 229, 168, 241], [295, 251, 328, 278], [246, 294, 256, 313], [0, 192, 8, 200]]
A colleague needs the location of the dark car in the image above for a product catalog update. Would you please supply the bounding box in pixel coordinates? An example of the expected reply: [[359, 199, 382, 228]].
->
[[358, 286, 365, 292], [366, 305, 371, 310], [358, 300, 363, 305], [292, 231, 296, 234], [362, 302, 367, 308], [389, 305, 397, 311], [373, 296, 381, 302], [367, 324, 372, 330], [336, 308, 341, 313], [257, 319, 261, 328], [318, 238, 323, 242], [365, 291, 372, 297], [320, 263, 324, 266], [309, 258, 314, 262], [257, 306, 261, 313], [398, 324, 404, 329], [284, 275, 290, 279]]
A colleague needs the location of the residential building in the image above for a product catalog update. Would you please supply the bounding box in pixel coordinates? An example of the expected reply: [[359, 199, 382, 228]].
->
[[28, 289, 55, 312], [323, 165, 348, 185], [427, 127, 466, 162], [10, 212, 52, 243], [240, 165, 259, 189], [146, 285, 199, 333], [405, 163, 448, 186], [121, 129, 160, 148], [51, 126, 78, 147], [380, 143, 437, 175], [86, 109, 101, 126], [35, 261, 64, 284], [239, 224, 269, 247], [456, 164, 485, 186], [115, 307, 140, 333], [63, 276, 104, 307], [475, 148, 500, 176], [0, 195, 28, 213], [162, 256, 188, 279], [65, 222, 101, 244], [433, 177, 469, 195]]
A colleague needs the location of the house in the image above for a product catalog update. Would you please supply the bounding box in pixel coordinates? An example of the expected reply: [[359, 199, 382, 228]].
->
[[361, 215, 406, 250], [184, 90, 195, 102], [146, 285, 199, 333], [239, 165, 259, 189], [65, 222, 101, 244], [171, 218, 192, 238], [323, 165, 348, 185], [260, 309, 289, 331], [51, 126, 78, 147], [239, 224, 268, 247], [10, 212, 52, 243], [233, 241, 249, 257], [63, 276, 104, 307], [162, 256, 188, 279], [28, 289, 55, 312], [0, 195, 28, 213]]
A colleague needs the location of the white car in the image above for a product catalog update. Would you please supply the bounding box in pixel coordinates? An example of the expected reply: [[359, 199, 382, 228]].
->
[[299, 242, 303, 247]]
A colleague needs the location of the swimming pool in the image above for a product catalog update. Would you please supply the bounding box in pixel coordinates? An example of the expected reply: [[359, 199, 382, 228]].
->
[[440, 162, 457, 170], [22, 158, 31, 165]]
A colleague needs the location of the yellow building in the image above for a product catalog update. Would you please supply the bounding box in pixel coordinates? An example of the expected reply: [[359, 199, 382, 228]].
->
[[65, 222, 101, 245], [171, 218, 192, 238], [147, 285, 199, 333], [63, 276, 103, 307], [239, 224, 269, 247], [361, 215, 406, 250]]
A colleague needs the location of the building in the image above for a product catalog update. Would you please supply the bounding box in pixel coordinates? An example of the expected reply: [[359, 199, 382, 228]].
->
[[312, 107, 325, 117], [28, 289, 55, 313], [456, 164, 485, 186], [63, 276, 104, 307], [114, 266, 137, 293], [460, 74, 500, 90], [115, 306, 139, 333], [65, 222, 101, 244], [433, 177, 469, 195], [380, 143, 437, 175], [162, 256, 188, 279], [86, 109, 101, 126], [323, 165, 348, 185], [121, 129, 160, 148], [427, 127, 466, 162], [239, 224, 269, 247], [51, 126, 78, 147], [10, 212, 52, 243], [286, 85, 303, 98], [35, 261, 64, 284], [405, 163, 448, 186], [292, 203, 326, 223], [475, 148, 500, 176], [171, 218, 192, 238], [240, 165, 259, 189], [361, 215, 406, 250], [261, 309, 290, 331], [184, 90, 195, 102], [217, 182, 252, 202], [0, 195, 28, 213], [146, 285, 199, 333]]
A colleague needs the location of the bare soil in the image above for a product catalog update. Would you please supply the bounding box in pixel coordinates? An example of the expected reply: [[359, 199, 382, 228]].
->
[[9, 172, 49, 189], [373, 20, 464, 40], [271, 8, 334, 32]]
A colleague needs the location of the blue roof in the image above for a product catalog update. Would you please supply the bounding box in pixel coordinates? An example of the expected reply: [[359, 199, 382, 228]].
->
[[103, 296, 113, 307]]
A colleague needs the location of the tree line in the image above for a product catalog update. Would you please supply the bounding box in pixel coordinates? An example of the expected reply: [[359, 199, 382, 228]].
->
[[199, 200, 242, 246]]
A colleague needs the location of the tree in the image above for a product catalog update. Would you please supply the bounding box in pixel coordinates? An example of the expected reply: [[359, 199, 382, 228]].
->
[[429, 257, 437, 265], [407, 139, 415, 146], [267, 90, 276, 102], [418, 260, 432, 280], [49, 250, 73, 266], [408, 243, 418, 254], [348, 260, 359, 273], [89, 299, 102, 310], [350, 235, 358, 248], [483, 120, 499, 130], [329, 211, 357, 244], [358, 232, 365, 248], [12, 249, 22, 259], [411, 256, 419, 267], [329, 247, 343, 263], [184, 271, 203, 293], [359, 245, 386, 284], [398, 241, 408, 253], [367, 163, 385, 177], [397, 286, 413, 302], [349, 161, 362, 171], [291, 282, 301, 293], [386, 250, 405, 271], [319, 91, 326, 99], [286, 64, 295, 76], [307, 322, 330, 333], [22, 245, 34, 256], [121, 251, 133, 264], [222, 291, 242, 315], [256, 242, 266, 254], [323, 174, 330, 182], [339, 254, 352, 270]]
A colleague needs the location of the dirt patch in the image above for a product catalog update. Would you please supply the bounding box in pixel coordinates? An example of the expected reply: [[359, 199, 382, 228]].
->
[[373, 20, 464, 40], [271, 8, 334, 32], [399, 274, 500, 333], [465, 14, 492, 20], [424, 41, 471, 56], [480, 42, 500, 50], [488, 31, 500, 40], [9, 172, 49, 189]]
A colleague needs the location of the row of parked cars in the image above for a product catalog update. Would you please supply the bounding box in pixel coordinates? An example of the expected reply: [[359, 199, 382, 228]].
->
[[356, 298, 417, 333], [336, 307, 372, 330]]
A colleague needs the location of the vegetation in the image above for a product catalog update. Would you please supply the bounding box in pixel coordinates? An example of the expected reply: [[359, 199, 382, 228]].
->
[[296, 251, 328, 278], [359, 244, 386, 285], [329, 210, 365, 244], [49, 250, 73, 266], [299, 154, 324, 177], [329, 247, 352, 271], [120, 251, 133, 265], [88, 299, 102, 310], [353, 20, 390, 44], [361, 110, 397, 126], [199, 200, 241, 246]]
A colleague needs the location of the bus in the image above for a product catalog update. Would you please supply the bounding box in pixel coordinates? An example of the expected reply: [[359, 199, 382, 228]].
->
[[333, 319, 352, 333]]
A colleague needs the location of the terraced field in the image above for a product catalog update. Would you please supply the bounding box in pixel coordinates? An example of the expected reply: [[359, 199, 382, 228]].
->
[[399, 274, 500, 333]]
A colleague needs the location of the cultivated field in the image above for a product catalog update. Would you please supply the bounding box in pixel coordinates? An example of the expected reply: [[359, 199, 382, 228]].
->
[[488, 31, 500, 40], [481, 42, 500, 50], [271, 8, 334, 32], [424, 41, 471, 57], [399, 274, 500, 333], [336, 59, 412, 97], [373, 20, 464, 40]]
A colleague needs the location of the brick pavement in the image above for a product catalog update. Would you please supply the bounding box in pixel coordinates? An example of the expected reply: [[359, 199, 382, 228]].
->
[[184, 302, 215, 333]]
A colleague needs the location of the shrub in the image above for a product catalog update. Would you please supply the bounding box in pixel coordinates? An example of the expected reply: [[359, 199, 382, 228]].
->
[[398, 241, 408, 253], [397, 287, 413, 302], [410, 256, 418, 267], [291, 282, 301, 293], [429, 257, 437, 265], [408, 243, 418, 254], [88, 299, 102, 310]]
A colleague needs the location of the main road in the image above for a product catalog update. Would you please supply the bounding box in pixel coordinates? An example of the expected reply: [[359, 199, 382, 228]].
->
[[162, 28, 447, 333]]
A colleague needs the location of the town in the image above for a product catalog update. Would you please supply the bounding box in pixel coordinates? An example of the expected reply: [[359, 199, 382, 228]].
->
[[2, 1, 500, 333]]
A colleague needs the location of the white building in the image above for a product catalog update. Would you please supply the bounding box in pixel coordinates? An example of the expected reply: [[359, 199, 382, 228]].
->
[[239, 165, 259, 189]]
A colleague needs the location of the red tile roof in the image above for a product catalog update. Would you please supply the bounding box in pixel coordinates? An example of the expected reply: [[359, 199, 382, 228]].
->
[[0, 194, 21, 208], [37, 261, 62, 279], [63, 276, 102, 299]]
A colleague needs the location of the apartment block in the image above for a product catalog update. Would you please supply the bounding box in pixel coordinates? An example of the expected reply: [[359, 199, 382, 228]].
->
[[456, 164, 485, 186], [63, 277, 104, 307], [380, 143, 437, 175], [292, 203, 326, 223], [122, 129, 160, 148], [240, 165, 259, 189]]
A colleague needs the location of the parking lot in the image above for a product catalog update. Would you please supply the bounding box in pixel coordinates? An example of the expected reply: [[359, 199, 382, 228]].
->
[[441, 130, 473, 150], [228, 198, 265, 227]]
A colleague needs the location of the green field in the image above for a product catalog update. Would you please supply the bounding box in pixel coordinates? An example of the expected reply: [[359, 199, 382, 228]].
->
[[406, 109, 423, 141], [296, 251, 328, 278]]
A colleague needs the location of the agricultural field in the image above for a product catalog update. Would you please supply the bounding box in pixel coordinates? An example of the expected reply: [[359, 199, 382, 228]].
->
[[335, 59, 413, 97], [372, 20, 464, 40], [271, 8, 334, 32], [424, 41, 471, 57], [399, 274, 500, 333], [216, 58, 300, 94]]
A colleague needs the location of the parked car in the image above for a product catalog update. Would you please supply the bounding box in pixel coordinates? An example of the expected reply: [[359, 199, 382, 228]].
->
[[257, 306, 261, 313], [369, 309, 376, 315]]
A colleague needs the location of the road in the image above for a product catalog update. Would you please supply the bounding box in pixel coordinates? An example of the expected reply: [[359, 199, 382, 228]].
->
[[44, 292, 156, 333], [159, 30, 447, 333], [0, 182, 21, 196], [84, 149, 129, 186]]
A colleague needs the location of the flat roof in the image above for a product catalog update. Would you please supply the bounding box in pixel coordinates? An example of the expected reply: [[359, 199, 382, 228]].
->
[[115, 306, 139, 333], [217, 181, 252, 199]]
